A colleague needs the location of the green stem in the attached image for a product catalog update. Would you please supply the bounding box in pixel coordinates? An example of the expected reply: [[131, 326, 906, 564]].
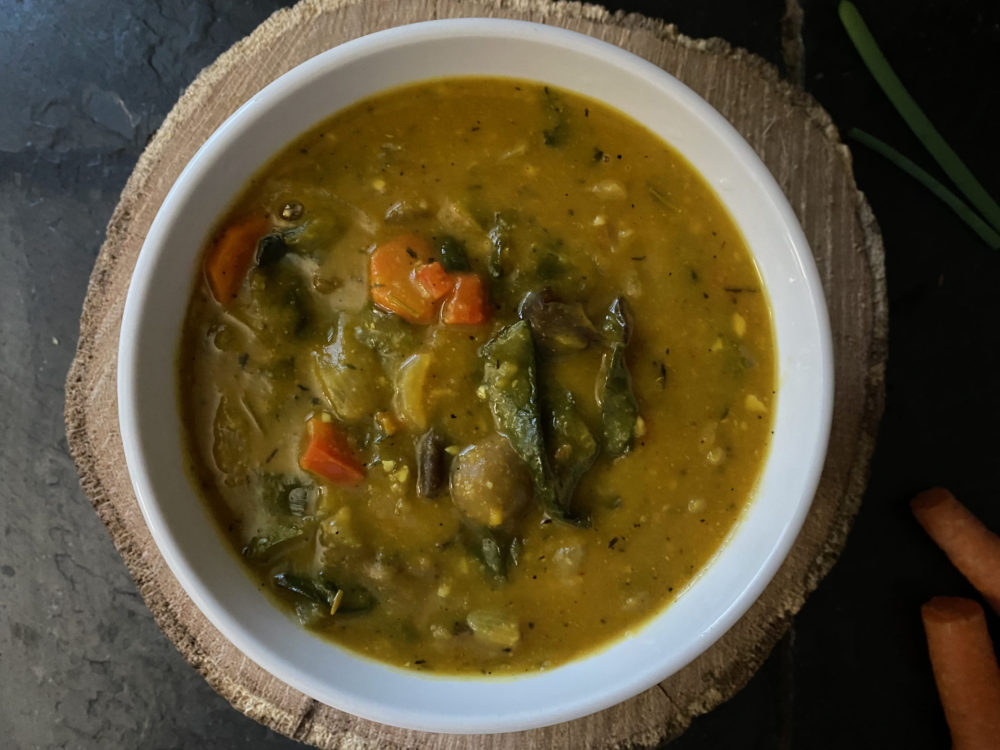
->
[[849, 128, 1000, 250], [839, 1, 1000, 235]]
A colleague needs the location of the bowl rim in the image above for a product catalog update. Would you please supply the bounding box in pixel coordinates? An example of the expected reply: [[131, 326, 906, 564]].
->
[[118, 17, 833, 734]]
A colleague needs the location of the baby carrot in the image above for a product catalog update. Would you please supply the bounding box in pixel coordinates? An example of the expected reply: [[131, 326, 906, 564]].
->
[[441, 272, 490, 325], [911, 488, 1000, 614], [921, 597, 1000, 750], [300, 416, 364, 486], [414, 261, 455, 302], [205, 214, 269, 303], [369, 234, 436, 324]]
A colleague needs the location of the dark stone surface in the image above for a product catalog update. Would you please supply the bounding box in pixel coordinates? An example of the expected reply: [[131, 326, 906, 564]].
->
[[0, 0, 997, 747]]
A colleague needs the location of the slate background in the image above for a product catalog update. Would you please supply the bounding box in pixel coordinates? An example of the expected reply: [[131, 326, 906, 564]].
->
[[1, 0, 998, 747]]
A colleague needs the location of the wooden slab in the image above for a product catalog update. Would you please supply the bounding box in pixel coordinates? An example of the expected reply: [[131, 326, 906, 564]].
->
[[64, 0, 887, 747]]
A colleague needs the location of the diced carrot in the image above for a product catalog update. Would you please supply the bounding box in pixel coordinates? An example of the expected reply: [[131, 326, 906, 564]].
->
[[369, 234, 436, 323], [922, 597, 1000, 750], [414, 261, 456, 301], [912, 488, 1000, 614], [299, 416, 365, 486], [442, 273, 490, 325], [204, 214, 269, 303]]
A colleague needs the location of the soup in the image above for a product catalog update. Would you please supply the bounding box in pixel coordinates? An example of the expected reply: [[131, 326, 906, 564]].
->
[[178, 78, 775, 675]]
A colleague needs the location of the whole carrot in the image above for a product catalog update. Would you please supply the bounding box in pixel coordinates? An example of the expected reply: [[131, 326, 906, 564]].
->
[[911, 488, 1000, 614], [921, 597, 1000, 750]]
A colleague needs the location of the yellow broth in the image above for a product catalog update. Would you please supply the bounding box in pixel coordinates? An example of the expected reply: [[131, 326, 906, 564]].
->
[[178, 78, 775, 674]]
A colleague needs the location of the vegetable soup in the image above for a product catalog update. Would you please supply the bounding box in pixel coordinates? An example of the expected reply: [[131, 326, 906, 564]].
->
[[178, 78, 775, 674]]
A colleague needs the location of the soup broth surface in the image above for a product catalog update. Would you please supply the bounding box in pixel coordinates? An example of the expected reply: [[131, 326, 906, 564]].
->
[[179, 78, 775, 674]]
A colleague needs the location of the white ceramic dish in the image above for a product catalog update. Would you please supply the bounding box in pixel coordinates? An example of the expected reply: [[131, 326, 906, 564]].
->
[[118, 19, 833, 734]]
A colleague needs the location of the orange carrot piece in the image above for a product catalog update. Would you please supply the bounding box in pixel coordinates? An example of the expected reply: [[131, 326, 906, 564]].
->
[[922, 597, 1000, 750], [912, 488, 1000, 614], [369, 234, 436, 324], [204, 214, 269, 303], [441, 273, 490, 325], [414, 261, 455, 302], [299, 417, 365, 486]]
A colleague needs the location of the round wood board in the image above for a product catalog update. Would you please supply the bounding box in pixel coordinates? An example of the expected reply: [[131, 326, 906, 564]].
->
[[65, 0, 887, 747]]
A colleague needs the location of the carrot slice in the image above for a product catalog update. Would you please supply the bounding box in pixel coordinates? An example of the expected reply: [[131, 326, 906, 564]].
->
[[922, 597, 1000, 750], [369, 234, 436, 323], [414, 261, 456, 302], [299, 417, 365, 486], [442, 272, 490, 325], [205, 214, 269, 303], [912, 488, 1000, 614]]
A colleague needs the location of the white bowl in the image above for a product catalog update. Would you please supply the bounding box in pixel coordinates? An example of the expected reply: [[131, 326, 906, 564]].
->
[[118, 19, 833, 734]]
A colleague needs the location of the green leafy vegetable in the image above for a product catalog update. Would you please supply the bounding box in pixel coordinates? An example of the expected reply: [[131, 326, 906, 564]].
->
[[598, 297, 639, 457], [546, 389, 599, 510], [273, 572, 376, 614], [530, 237, 592, 299], [509, 536, 523, 568], [480, 533, 506, 580], [599, 345, 639, 457], [541, 86, 570, 147], [255, 233, 290, 267], [438, 235, 471, 272], [279, 210, 346, 262], [273, 573, 334, 605], [600, 296, 633, 344], [462, 525, 523, 582], [242, 523, 307, 561], [246, 256, 314, 340], [353, 301, 420, 368], [488, 211, 515, 279], [480, 321, 585, 525], [535, 250, 569, 281], [839, 1, 1000, 237]]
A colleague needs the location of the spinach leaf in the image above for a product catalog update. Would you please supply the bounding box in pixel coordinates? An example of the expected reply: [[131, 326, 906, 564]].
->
[[247, 257, 314, 340], [273, 573, 334, 605], [487, 211, 515, 279], [600, 295, 634, 345], [242, 522, 306, 561], [255, 233, 290, 267], [599, 344, 638, 457], [353, 301, 419, 369], [546, 389, 599, 509], [437, 235, 471, 272], [461, 525, 515, 582], [530, 236, 592, 300], [480, 533, 506, 580], [535, 250, 569, 281], [480, 321, 586, 525], [273, 572, 376, 615], [541, 86, 570, 147], [598, 296, 639, 458]]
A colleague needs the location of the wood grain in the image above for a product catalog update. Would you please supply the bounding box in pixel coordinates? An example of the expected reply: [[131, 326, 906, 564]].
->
[[64, 0, 887, 747]]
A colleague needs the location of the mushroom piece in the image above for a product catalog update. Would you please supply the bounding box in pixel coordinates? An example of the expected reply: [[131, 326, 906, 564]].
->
[[518, 289, 602, 354], [450, 435, 531, 528]]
